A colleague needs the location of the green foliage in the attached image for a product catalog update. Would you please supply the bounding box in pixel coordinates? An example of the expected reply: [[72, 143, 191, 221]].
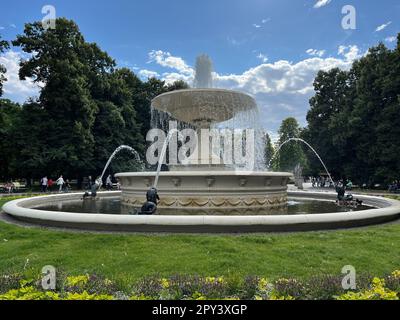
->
[[0, 99, 21, 179], [305, 35, 400, 185], [0, 271, 399, 300], [336, 278, 398, 300], [3, 18, 189, 180], [276, 117, 306, 171], [264, 132, 275, 168]]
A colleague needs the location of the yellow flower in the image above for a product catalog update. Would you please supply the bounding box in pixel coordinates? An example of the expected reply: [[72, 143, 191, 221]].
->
[[160, 278, 170, 289], [205, 276, 215, 283], [337, 277, 398, 300], [66, 290, 113, 300], [204, 276, 225, 284], [270, 292, 295, 300], [66, 275, 89, 287], [391, 270, 400, 279], [257, 278, 269, 291]]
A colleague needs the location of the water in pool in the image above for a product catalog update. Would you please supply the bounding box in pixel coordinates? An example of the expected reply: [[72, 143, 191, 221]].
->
[[34, 197, 372, 216]]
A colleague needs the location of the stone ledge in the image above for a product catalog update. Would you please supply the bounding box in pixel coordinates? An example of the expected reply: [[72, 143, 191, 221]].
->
[[2, 191, 400, 233]]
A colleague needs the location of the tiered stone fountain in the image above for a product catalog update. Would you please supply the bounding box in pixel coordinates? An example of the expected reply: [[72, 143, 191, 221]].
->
[[115, 55, 292, 214], [3, 56, 400, 231]]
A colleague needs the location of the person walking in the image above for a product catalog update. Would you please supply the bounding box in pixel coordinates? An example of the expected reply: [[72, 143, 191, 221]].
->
[[346, 179, 353, 191], [106, 175, 113, 191], [87, 176, 93, 190], [40, 176, 48, 193], [64, 179, 71, 192], [47, 178, 54, 192], [56, 175, 65, 193]]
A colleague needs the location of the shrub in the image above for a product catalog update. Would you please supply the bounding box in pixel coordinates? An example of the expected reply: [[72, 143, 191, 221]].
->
[[336, 278, 398, 300]]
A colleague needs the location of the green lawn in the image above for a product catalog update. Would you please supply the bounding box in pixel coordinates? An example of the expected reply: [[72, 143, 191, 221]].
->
[[0, 196, 399, 284]]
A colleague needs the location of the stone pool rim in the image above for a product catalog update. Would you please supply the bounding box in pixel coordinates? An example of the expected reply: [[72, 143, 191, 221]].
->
[[2, 191, 400, 233]]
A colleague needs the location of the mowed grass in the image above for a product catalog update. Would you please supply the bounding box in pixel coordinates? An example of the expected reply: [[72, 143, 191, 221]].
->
[[0, 197, 399, 284]]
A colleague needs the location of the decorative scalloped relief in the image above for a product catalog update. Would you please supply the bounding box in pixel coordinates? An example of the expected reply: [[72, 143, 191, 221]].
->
[[192, 199, 210, 207], [178, 198, 194, 207], [227, 198, 242, 206], [161, 198, 177, 207], [210, 199, 226, 207]]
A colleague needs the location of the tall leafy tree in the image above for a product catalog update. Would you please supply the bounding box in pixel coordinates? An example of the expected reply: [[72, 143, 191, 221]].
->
[[92, 68, 145, 177], [349, 42, 400, 183], [13, 18, 115, 178], [0, 99, 20, 179], [304, 68, 352, 178], [305, 34, 400, 185]]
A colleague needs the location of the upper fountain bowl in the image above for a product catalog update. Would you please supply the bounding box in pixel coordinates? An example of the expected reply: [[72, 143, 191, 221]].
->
[[152, 88, 257, 127]]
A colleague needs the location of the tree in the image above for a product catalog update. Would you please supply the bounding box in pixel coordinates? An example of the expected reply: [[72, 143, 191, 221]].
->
[[0, 99, 20, 179], [0, 35, 9, 96], [276, 118, 306, 171], [305, 34, 400, 185], [12, 18, 116, 179], [348, 42, 400, 184], [11, 102, 49, 181], [304, 68, 352, 178], [264, 132, 275, 168], [91, 68, 145, 177]]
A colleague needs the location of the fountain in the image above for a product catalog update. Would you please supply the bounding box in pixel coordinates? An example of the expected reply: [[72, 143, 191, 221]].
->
[[115, 55, 292, 213], [4, 55, 399, 232]]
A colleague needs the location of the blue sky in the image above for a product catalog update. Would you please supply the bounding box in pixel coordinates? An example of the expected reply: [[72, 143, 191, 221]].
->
[[1, 0, 399, 134]]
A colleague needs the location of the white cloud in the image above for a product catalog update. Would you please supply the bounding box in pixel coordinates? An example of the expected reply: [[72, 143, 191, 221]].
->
[[10, 24, 16, 28], [0, 26, 5, 30], [148, 50, 194, 76], [257, 53, 268, 63], [138, 69, 159, 79], [385, 36, 397, 43], [0, 50, 40, 103], [161, 72, 193, 84], [253, 24, 261, 28], [262, 18, 271, 24], [338, 45, 362, 61], [313, 0, 331, 9], [306, 49, 326, 57], [227, 36, 247, 46], [375, 21, 392, 32]]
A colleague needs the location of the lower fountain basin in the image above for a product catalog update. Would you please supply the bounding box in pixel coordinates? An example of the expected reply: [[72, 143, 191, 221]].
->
[[115, 171, 293, 213], [2, 191, 400, 233]]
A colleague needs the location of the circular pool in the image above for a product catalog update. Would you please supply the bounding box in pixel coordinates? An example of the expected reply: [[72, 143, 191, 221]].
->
[[2, 191, 400, 233]]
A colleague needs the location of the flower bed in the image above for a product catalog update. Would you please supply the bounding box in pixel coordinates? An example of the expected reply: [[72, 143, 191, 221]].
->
[[0, 270, 399, 300]]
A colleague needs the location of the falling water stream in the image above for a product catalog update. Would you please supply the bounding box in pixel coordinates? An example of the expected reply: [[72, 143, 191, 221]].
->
[[153, 129, 184, 188], [100, 145, 143, 185], [268, 138, 334, 183]]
